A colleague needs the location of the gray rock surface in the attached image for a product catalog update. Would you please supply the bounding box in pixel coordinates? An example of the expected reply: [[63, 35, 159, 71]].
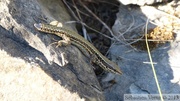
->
[[118, 0, 165, 5], [102, 1, 180, 101], [0, 0, 105, 101], [1, 0, 180, 101]]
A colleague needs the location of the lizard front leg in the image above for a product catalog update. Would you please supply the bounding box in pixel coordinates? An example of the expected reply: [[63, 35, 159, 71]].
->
[[50, 34, 71, 48], [49, 21, 71, 47], [57, 34, 71, 47]]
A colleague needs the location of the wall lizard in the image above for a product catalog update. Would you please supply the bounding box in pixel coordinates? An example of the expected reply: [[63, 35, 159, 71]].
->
[[34, 23, 122, 75]]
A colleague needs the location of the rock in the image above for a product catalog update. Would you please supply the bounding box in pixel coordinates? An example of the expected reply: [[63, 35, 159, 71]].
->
[[0, 0, 105, 101], [118, 0, 166, 6], [103, 1, 180, 101], [1, 0, 180, 101]]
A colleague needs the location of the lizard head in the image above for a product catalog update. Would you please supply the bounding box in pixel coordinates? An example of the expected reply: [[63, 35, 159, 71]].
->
[[34, 23, 58, 34]]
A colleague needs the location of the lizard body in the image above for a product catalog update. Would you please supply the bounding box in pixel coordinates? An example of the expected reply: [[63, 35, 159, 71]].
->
[[34, 23, 122, 75]]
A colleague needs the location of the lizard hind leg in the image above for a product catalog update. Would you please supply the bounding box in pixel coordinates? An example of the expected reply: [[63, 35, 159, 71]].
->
[[90, 54, 98, 64]]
